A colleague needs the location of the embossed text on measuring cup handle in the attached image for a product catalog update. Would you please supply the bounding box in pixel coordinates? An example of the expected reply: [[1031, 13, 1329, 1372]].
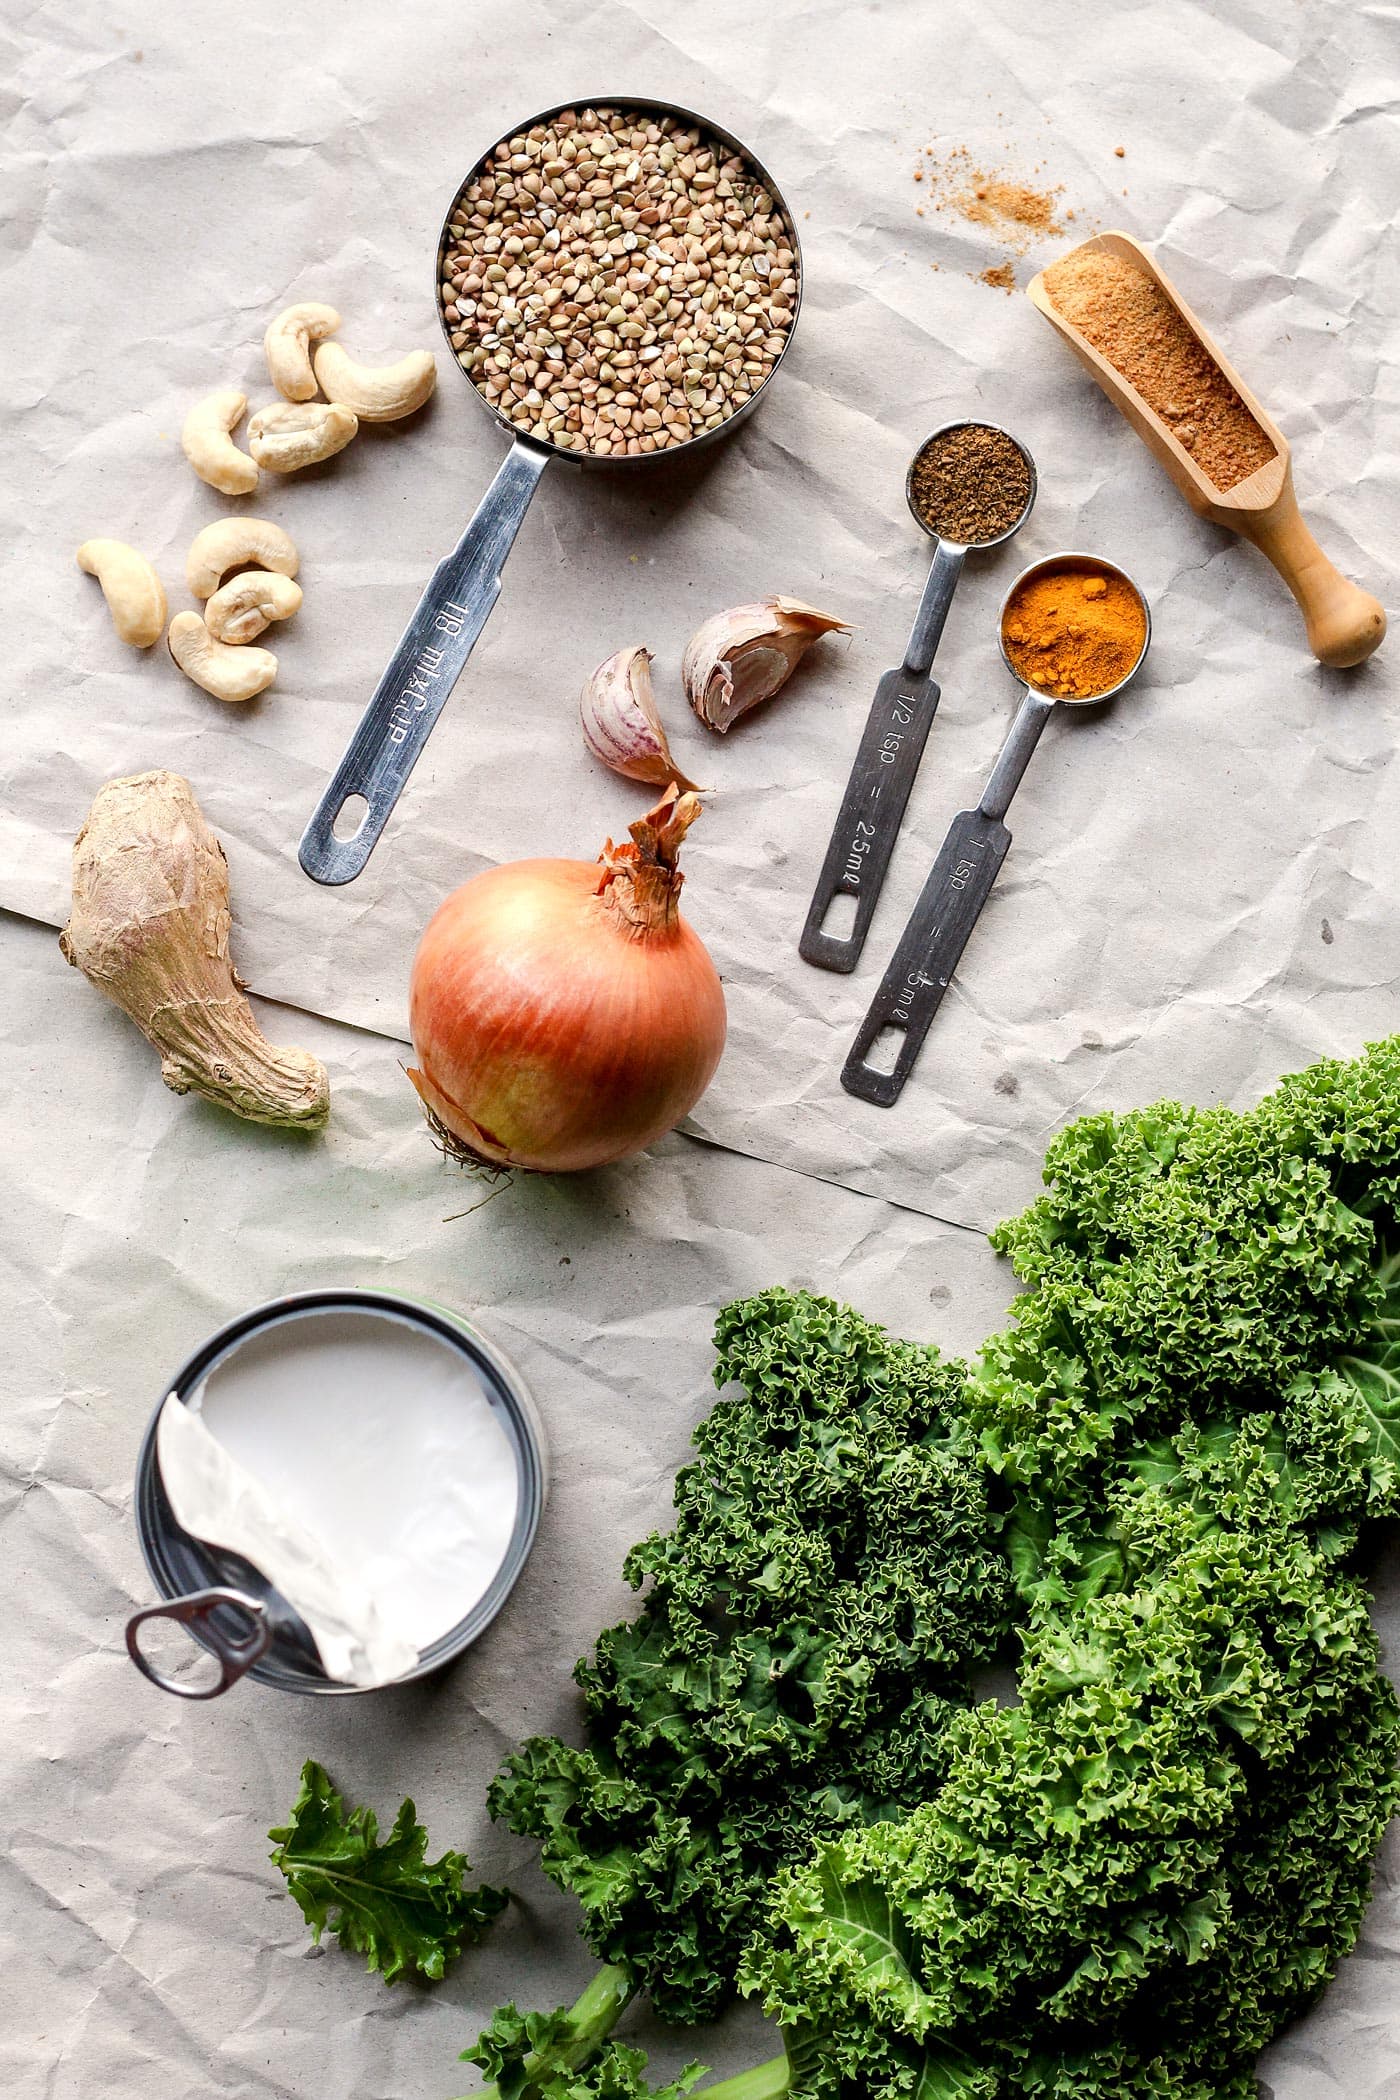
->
[[298, 439, 551, 888]]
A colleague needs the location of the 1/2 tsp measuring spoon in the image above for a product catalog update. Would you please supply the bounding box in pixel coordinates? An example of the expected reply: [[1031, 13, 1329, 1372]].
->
[[841, 553, 1150, 1107], [799, 421, 1035, 972]]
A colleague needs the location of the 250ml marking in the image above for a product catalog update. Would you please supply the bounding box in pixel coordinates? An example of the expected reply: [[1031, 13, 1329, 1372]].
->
[[388, 600, 469, 745]]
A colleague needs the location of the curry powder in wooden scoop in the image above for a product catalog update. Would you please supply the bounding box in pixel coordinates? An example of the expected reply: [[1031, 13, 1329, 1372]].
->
[[1028, 233, 1385, 668]]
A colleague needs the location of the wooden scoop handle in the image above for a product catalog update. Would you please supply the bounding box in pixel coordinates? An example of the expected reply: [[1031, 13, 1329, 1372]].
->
[[1240, 481, 1386, 668]]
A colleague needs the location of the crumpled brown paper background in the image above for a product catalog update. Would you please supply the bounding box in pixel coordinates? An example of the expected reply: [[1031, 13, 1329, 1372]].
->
[[2, 1, 1396, 2094]]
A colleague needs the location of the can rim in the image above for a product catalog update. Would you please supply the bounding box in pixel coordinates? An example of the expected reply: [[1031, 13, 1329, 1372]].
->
[[133, 1287, 547, 1697]]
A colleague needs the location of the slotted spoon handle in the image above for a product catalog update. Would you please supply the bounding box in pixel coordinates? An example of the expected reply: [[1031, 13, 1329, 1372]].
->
[[800, 541, 965, 971], [299, 438, 551, 885]]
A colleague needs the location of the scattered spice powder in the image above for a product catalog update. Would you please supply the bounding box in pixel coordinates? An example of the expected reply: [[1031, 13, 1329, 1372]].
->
[[1042, 247, 1276, 493], [915, 146, 1068, 251], [955, 175, 1064, 245], [913, 143, 1083, 291], [1001, 559, 1147, 699], [909, 424, 1032, 545]]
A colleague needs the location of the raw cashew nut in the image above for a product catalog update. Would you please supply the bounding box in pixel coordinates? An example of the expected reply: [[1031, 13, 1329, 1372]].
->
[[264, 301, 342, 401], [181, 388, 259, 495], [168, 612, 277, 703], [205, 572, 304, 645], [248, 400, 358, 473], [76, 539, 168, 648], [185, 517, 300, 599], [313, 340, 437, 422]]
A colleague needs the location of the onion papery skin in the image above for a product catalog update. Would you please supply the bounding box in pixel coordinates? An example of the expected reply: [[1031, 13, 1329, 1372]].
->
[[409, 855, 726, 1174]]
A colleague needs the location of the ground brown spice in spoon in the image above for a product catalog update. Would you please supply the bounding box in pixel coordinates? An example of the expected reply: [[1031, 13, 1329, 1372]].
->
[[910, 424, 1032, 543], [1042, 248, 1275, 492]]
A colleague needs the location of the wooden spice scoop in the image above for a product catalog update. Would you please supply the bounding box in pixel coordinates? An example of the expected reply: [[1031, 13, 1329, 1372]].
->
[[1027, 233, 1385, 668]]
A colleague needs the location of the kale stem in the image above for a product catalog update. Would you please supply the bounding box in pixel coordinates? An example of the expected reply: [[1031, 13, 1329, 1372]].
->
[[453, 1964, 635, 2100], [546, 1964, 637, 2070], [694, 2056, 791, 2100]]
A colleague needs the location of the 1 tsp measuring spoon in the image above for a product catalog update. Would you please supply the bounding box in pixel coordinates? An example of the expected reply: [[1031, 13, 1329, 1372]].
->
[[800, 421, 1035, 971], [298, 97, 803, 886], [842, 553, 1150, 1107]]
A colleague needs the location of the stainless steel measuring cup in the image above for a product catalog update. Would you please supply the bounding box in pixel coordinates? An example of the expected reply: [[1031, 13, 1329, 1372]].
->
[[298, 97, 803, 885], [842, 552, 1150, 1106], [799, 421, 1035, 971]]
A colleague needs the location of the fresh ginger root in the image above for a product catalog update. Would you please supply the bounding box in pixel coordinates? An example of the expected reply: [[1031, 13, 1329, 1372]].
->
[[60, 771, 330, 1129]]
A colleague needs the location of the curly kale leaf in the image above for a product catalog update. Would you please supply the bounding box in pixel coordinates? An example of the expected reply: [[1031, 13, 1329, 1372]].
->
[[270, 1760, 507, 1983], [749, 1434, 1400, 2100], [491, 1290, 1014, 2021], [976, 1036, 1400, 1541]]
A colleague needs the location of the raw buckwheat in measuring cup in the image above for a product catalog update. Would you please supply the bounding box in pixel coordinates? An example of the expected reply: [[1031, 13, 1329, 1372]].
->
[[440, 104, 799, 457]]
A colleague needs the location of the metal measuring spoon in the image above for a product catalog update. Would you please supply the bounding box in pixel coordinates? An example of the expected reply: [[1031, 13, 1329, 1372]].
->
[[841, 552, 1150, 1106], [799, 421, 1036, 972], [298, 97, 804, 887]]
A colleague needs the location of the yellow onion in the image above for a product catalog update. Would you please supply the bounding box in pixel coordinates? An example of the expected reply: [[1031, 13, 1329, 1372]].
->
[[408, 789, 726, 1173]]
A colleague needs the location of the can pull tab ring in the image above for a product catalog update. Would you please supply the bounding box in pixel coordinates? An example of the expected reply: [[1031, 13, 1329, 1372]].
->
[[126, 1587, 272, 1700]]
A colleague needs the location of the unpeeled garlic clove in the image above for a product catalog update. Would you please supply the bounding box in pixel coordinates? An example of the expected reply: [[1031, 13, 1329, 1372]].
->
[[683, 597, 851, 733], [580, 645, 703, 792]]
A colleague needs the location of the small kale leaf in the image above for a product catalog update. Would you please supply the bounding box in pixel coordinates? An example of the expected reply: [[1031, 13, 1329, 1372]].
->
[[270, 1759, 507, 1984]]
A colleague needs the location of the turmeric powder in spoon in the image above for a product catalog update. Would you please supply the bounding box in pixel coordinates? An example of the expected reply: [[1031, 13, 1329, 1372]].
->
[[1000, 557, 1147, 699]]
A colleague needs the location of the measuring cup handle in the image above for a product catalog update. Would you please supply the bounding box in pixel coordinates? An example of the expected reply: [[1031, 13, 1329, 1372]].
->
[[800, 543, 966, 974], [979, 686, 1054, 819], [126, 1586, 271, 1700], [799, 669, 943, 971], [298, 438, 552, 886]]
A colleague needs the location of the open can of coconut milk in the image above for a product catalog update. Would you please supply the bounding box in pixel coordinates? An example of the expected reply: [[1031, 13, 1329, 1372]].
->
[[127, 1288, 546, 1699]]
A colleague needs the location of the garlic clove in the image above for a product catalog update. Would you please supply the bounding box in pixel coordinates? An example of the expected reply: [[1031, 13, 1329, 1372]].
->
[[683, 597, 851, 733], [580, 644, 703, 792]]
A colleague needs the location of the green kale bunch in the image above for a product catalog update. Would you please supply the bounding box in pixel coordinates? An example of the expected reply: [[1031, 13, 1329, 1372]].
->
[[975, 1034, 1400, 1570], [466, 1038, 1400, 2100], [750, 1421, 1399, 2099], [491, 1291, 1016, 2023]]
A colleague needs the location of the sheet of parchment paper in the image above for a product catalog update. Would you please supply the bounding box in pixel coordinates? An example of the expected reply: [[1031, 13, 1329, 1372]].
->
[[4, 905, 1398, 2099], [4, 0, 1394, 1235], [3, 1, 1398, 2095]]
